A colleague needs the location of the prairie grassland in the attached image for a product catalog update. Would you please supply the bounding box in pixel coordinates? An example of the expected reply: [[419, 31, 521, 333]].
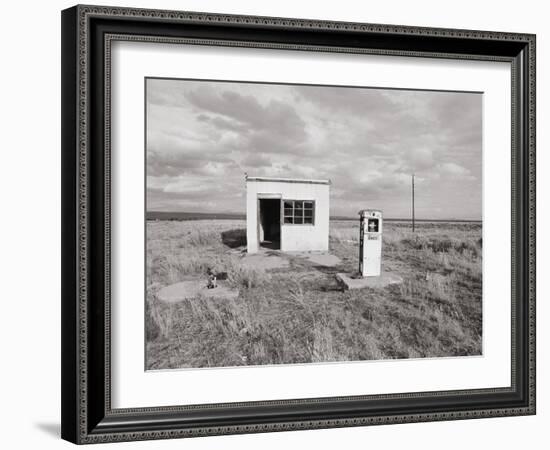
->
[[146, 219, 482, 369]]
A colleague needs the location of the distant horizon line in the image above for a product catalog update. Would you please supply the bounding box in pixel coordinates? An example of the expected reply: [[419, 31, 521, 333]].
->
[[146, 210, 482, 223]]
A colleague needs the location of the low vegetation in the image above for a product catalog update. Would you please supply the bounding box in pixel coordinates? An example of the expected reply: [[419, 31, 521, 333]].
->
[[146, 219, 482, 369]]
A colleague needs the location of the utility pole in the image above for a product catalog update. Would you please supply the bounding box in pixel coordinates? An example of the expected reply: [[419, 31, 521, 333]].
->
[[412, 174, 415, 233]]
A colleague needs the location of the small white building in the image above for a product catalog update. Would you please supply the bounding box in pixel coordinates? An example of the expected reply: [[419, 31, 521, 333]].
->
[[246, 176, 330, 253]]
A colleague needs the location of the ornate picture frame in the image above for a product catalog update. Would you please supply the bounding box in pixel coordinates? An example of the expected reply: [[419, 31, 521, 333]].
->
[[61, 5, 535, 444]]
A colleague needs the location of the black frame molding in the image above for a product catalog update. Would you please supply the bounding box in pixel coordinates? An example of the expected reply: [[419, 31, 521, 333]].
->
[[61, 4, 536, 444]]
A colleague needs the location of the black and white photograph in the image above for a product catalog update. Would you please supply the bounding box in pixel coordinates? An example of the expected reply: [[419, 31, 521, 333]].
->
[[145, 78, 483, 370]]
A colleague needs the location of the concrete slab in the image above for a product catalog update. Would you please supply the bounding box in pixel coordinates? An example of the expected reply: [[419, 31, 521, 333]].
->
[[300, 252, 342, 267], [240, 253, 289, 270], [335, 272, 403, 290], [157, 279, 239, 303]]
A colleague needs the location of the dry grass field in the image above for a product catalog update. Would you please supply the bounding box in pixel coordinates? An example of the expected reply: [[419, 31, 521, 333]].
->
[[145, 219, 482, 370]]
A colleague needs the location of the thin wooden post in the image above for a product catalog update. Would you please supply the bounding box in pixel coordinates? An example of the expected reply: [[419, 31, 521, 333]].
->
[[412, 174, 415, 233]]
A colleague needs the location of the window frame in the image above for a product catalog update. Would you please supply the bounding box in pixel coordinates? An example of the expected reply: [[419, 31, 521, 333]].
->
[[282, 199, 315, 226]]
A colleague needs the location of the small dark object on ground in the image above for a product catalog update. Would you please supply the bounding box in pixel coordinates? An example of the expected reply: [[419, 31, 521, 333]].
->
[[207, 274, 217, 289]]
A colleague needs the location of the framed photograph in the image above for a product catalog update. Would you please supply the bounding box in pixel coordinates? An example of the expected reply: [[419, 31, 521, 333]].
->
[[61, 5, 536, 444]]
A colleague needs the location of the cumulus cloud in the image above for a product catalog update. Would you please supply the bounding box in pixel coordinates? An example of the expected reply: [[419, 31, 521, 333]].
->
[[439, 162, 471, 176], [146, 78, 482, 219]]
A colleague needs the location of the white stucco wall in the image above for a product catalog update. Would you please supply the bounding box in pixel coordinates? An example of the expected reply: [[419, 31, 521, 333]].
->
[[246, 179, 330, 253]]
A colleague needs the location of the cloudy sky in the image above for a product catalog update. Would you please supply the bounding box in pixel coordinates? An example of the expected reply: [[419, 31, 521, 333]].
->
[[146, 78, 482, 220]]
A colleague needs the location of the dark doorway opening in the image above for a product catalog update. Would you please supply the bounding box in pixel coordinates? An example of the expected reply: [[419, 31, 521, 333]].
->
[[258, 198, 281, 250]]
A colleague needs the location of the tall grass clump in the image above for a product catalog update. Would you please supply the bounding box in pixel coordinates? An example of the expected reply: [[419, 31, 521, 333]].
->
[[227, 264, 270, 289], [184, 229, 221, 247]]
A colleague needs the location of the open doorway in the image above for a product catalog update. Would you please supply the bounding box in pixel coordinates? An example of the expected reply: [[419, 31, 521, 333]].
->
[[258, 198, 281, 250]]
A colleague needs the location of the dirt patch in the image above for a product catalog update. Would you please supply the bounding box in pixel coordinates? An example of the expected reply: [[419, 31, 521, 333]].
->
[[240, 252, 289, 270], [240, 251, 341, 271], [299, 252, 342, 267], [157, 279, 239, 303]]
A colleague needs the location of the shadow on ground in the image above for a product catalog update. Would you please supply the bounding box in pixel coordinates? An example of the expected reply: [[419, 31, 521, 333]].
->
[[260, 240, 280, 250], [221, 228, 247, 248], [35, 422, 60, 438]]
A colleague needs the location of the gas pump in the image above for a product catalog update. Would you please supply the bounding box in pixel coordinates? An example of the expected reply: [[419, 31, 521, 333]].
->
[[358, 209, 382, 277]]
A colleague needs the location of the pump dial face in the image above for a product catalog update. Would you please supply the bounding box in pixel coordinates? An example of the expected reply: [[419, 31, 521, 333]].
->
[[367, 218, 379, 233]]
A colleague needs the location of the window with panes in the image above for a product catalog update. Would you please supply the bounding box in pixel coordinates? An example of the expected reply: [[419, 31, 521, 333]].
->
[[283, 200, 315, 225]]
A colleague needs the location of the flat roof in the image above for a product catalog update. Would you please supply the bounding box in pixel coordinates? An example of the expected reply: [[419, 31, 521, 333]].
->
[[246, 176, 331, 185], [358, 209, 383, 215]]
